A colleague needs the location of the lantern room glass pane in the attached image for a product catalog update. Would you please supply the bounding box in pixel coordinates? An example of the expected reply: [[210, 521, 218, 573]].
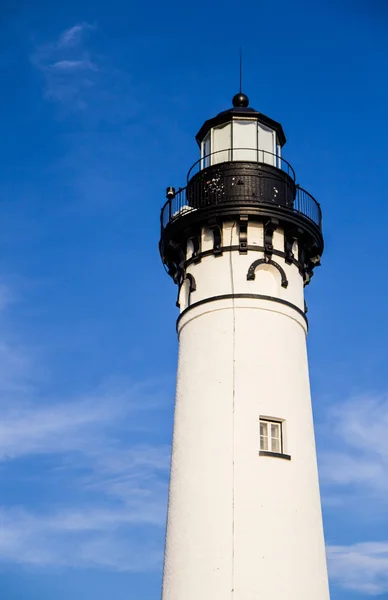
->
[[232, 120, 257, 162], [258, 123, 276, 166], [211, 123, 231, 165], [276, 142, 282, 169], [201, 133, 211, 169]]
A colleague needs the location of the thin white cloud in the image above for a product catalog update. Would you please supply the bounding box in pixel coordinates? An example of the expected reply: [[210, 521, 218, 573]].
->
[[319, 394, 388, 502], [0, 279, 171, 572], [50, 59, 98, 71], [327, 542, 388, 595], [58, 23, 96, 48], [30, 23, 140, 125], [319, 396, 388, 594], [30, 23, 100, 110], [0, 383, 170, 571], [0, 507, 163, 571]]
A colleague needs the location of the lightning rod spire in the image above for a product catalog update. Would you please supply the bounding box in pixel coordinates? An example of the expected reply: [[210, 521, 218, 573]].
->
[[239, 47, 242, 93]]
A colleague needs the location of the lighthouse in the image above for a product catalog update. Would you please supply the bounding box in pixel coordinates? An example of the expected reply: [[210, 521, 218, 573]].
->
[[159, 92, 330, 599]]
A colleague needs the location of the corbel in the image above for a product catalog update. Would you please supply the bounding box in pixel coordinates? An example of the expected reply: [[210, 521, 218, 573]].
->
[[264, 218, 279, 258], [209, 224, 223, 256], [239, 215, 248, 254], [284, 227, 303, 265], [176, 273, 197, 308], [188, 231, 202, 264]]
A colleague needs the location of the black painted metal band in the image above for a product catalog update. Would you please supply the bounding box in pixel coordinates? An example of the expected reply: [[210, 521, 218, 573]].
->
[[259, 451, 291, 460], [184, 245, 302, 270], [176, 293, 308, 330]]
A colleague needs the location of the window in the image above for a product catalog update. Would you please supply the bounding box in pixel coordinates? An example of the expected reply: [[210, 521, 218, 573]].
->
[[257, 123, 276, 166], [212, 123, 231, 165], [201, 133, 211, 168], [232, 119, 257, 162], [276, 142, 282, 169], [259, 419, 282, 454]]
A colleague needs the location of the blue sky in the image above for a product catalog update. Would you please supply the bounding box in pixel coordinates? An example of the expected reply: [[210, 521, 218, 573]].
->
[[0, 0, 387, 598]]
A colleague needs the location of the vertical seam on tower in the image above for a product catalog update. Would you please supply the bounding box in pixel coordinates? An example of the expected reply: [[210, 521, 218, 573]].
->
[[229, 223, 236, 598]]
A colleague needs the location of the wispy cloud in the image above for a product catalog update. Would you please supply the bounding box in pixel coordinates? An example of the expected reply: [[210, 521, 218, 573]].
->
[[57, 23, 96, 48], [319, 395, 388, 594], [0, 279, 171, 572], [319, 394, 388, 505], [0, 382, 171, 571], [30, 22, 100, 110], [327, 542, 388, 595], [30, 23, 140, 122], [0, 507, 164, 571], [50, 59, 98, 72]]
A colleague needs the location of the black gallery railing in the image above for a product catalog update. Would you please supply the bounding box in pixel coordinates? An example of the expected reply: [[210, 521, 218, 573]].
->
[[161, 153, 322, 232], [187, 148, 296, 181], [161, 184, 321, 231]]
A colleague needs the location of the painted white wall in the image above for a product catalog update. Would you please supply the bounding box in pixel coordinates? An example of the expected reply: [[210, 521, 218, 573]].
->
[[163, 220, 330, 600]]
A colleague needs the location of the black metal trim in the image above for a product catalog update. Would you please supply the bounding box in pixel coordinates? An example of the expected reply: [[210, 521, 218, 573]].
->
[[163, 202, 322, 243], [284, 227, 300, 265], [176, 293, 307, 329], [246, 258, 288, 288], [209, 224, 222, 255], [195, 107, 286, 147], [259, 451, 291, 460], [184, 245, 302, 270], [187, 151, 295, 183], [264, 218, 279, 258], [239, 215, 248, 253], [186, 273, 196, 293], [188, 233, 201, 263], [160, 200, 323, 287], [161, 201, 323, 261]]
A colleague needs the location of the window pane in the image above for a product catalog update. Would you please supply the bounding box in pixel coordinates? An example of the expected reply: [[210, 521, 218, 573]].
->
[[260, 421, 268, 451], [270, 423, 281, 453], [233, 120, 257, 162], [258, 123, 275, 166], [212, 123, 231, 165], [202, 133, 211, 168], [276, 143, 282, 169]]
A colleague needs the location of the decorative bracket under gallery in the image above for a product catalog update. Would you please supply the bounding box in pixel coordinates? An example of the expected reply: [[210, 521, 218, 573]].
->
[[264, 218, 279, 258], [176, 273, 197, 308], [246, 257, 288, 288]]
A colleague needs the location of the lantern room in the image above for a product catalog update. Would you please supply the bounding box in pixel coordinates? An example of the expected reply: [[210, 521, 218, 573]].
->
[[196, 93, 286, 169], [160, 91, 323, 287]]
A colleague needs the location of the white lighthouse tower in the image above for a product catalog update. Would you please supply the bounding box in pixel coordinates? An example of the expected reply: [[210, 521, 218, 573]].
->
[[159, 91, 330, 600]]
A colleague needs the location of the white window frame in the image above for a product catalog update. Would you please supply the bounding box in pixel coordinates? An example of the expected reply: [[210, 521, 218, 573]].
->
[[259, 418, 283, 454]]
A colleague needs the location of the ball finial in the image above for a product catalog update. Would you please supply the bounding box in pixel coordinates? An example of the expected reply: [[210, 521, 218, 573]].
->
[[232, 92, 249, 108]]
